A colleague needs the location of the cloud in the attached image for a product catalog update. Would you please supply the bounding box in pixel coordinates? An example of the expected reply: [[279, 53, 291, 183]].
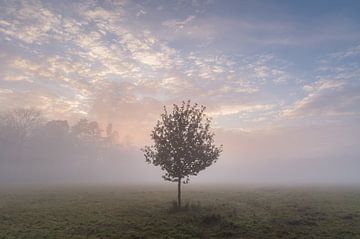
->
[[283, 44, 360, 120], [0, 0, 360, 185], [1, 0, 359, 149], [89, 81, 164, 145], [241, 54, 292, 85], [329, 44, 360, 59], [0, 1, 60, 44], [208, 104, 274, 117], [162, 15, 196, 31], [284, 80, 360, 118]]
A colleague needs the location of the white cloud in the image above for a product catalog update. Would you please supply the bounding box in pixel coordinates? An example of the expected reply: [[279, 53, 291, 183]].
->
[[283, 79, 359, 118], [162, 15, 196, 31], [209, 104, 274, 117], [0, 0, 61, 44], [0, 88, 13, 94], [1, 0, 359, 144], [328, 44, 360, 60]]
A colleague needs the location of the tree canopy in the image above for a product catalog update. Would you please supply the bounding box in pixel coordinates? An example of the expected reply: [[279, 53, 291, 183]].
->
[[143, 101, 222, 206]]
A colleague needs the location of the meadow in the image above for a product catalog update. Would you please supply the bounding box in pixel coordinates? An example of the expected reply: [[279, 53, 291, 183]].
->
[[0, 184, 360, 239]]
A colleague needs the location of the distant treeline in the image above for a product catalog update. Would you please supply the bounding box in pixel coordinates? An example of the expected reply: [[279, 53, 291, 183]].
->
[[0, 108, 120, 163]]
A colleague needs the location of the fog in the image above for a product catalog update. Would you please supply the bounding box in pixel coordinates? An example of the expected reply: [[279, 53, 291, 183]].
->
[[1, 0, 360, 188], [1, 108, 359, 186]]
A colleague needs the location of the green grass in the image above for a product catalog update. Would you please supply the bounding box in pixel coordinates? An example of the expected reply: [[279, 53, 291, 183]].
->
[[0, 185, 360, 238]]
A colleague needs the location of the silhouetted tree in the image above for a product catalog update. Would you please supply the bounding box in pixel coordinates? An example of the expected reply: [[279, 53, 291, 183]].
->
[[71, 119, 101, 142], [70, 119, 104, 160], [0, 108, 122, 182], [30, 120, 72, 162], [143, 101, 222, 207], [0, 108, 43, 160], [45, 120, 70, 136]]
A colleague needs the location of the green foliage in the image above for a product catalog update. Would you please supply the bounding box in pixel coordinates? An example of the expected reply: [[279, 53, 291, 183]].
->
[[143, 101, 223, 184]]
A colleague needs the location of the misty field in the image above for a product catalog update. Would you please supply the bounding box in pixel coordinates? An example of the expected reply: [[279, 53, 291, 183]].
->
[[0, 185, 360, 239]]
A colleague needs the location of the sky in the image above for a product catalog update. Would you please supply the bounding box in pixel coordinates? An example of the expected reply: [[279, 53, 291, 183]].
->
[[1, 0, 360, 185]]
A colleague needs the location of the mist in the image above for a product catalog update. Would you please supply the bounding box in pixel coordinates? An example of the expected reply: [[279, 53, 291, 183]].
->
[[1, 0, 360, 187], [1, 107, 359, 186], [2, 1, 360, 238]]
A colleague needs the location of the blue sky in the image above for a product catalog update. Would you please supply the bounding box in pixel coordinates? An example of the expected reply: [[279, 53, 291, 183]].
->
[[1, 0, 360, 183]]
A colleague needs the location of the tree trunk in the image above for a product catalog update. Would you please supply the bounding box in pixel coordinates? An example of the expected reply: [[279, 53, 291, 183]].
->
[[177, 177, 181, 208]]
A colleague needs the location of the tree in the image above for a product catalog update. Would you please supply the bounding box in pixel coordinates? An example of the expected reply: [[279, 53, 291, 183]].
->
[[143, 101, 222, 207], [0, 108, 43, 160], [70, 119, 103, 160], [71, 119, 101, 142], [30, 120, 72, 162], [2, 108, 43, 141]]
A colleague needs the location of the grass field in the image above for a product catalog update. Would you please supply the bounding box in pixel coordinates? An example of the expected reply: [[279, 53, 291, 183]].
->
[[0, 184, 360, 239]]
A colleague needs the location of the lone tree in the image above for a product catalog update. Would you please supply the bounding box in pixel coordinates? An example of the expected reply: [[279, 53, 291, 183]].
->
[[143, 101, 222, 207]]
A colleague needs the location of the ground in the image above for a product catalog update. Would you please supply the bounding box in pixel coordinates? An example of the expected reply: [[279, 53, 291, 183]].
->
[[0, 184, 360, 239]]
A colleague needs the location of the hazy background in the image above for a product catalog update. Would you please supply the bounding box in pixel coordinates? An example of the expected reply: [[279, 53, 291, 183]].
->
[[1, 0, 360, 185]]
